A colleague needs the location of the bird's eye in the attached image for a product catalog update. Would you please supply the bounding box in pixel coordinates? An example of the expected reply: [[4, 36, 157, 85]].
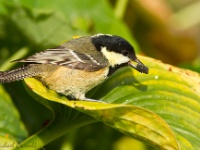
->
[[122, 50, 129, 56]]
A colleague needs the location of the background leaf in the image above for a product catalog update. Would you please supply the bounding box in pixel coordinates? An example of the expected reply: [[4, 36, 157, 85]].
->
[[0, 85, 27, 144], [0, 0, 138, 53]]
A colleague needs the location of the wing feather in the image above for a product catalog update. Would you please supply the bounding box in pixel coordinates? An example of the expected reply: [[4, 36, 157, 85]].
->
[[13, 48, 106, 71]]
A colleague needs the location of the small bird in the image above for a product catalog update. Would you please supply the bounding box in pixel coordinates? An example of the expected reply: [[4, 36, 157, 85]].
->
[[0, 34, 148, 101]]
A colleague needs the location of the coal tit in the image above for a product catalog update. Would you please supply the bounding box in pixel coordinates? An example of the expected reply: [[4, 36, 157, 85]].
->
[[0, 34, 148, 101]]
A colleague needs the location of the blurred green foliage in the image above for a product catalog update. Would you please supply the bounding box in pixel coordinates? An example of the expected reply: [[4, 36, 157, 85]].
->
[[0, 0, 200, 150]]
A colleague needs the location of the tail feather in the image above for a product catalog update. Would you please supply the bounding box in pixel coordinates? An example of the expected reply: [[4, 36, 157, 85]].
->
[[0, 65, 39, 83]]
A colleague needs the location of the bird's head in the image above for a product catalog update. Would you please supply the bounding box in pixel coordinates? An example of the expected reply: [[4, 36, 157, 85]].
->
[[91, 34, 148, 74]]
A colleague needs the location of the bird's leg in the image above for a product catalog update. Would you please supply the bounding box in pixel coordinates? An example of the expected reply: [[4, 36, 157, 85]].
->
[[75, 94, 106, 103]]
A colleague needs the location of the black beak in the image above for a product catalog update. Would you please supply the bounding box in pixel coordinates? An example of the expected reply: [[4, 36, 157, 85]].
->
[[128, 58, 149, 74]]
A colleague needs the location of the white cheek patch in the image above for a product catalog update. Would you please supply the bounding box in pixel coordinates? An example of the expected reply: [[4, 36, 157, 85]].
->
[[101, 47, 130, 67], [92, 33, 112, 38]]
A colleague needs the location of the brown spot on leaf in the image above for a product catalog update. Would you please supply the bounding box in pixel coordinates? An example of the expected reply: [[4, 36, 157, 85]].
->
[[41, 119, 51, 128], [5, 134, 9, 138], [168, 67, 172, 71], [185, 71, 190, 75]]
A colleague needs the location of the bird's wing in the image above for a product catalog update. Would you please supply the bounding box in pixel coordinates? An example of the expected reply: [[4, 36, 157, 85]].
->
[[13, 48, 107, 71]]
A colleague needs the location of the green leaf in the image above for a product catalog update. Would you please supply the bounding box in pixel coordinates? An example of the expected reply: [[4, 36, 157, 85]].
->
[[21, 55, 199, 150], [93, 56, 200, 149], [0, 85, 27, 144], [23, 78, 179, 150]]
